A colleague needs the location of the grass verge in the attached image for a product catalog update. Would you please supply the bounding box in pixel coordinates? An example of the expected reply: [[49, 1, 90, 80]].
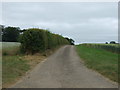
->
[[2, 55, 30, 87], [76, 45, 118, 82]]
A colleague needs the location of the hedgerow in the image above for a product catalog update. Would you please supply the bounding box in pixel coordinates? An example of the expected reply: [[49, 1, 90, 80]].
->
[[19, 28, 70, 54]]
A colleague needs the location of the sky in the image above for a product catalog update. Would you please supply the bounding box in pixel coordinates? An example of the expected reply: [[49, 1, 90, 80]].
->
[[1, 2, 118, 44]]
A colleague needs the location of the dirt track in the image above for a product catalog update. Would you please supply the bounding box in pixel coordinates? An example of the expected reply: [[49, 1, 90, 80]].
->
[[12, 45, 118, 88]]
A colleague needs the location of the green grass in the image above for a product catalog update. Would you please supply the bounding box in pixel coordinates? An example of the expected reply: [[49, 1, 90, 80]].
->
[[2, 55, 30, 86], [76, 45, 118, 82]]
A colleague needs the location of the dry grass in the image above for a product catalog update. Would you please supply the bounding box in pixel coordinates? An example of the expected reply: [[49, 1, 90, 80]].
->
[[24, 53, 46, 68], [3, 54, 46, 88]]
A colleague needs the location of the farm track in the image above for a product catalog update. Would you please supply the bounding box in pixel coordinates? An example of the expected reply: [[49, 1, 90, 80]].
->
[[12, 45, 117, 88]]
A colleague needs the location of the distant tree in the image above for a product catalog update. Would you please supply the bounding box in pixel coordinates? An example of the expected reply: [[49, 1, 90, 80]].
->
[[65, 37, 75, 45], [105, 42, 108, 44], [110, 41, 116, 44], [65, 37, 69, 42], [0, 25, 4, 31], [69, 38, 75, 45], [2, 26, 20, 42], [0, 25, 4, 41]]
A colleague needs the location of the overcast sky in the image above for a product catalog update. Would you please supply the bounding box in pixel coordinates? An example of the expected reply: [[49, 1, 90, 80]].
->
[[1, 2, 118, 44]]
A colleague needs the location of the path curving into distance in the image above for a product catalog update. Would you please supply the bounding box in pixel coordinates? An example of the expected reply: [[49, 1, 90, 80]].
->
[[12, 45, 118, 88]]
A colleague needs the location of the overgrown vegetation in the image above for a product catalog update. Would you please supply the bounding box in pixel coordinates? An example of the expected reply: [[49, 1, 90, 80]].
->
[[76, 45, 118, 82], [19, 28, 70, 54]]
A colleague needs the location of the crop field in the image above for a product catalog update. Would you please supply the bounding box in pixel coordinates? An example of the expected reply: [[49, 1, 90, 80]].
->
[[76, 44, 119, 82], [1, 42, 20, 55], [81, 43, 120, 53]]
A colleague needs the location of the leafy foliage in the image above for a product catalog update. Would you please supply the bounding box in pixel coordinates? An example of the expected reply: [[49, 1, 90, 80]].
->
[[65, 37, 75, 45], [2, 26, 20, 42], [19, 28, 70, 54]]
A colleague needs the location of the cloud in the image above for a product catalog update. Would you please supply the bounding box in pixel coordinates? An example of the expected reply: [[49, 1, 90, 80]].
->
[[0, 3, 2, 24], [1, 2, 118, 43]]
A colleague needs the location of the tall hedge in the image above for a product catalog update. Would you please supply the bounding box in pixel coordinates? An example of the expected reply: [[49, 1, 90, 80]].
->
[[19, 28, 70, 54]]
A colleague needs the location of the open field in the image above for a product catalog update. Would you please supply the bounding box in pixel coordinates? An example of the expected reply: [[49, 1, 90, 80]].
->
[[76, 44, 118, 82], [81, 43, 120, 53], [1, 42, 20, 55], [2, 42, 20, 48]]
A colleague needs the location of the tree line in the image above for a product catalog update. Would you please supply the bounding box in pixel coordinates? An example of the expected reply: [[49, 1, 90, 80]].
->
[[0, 25, 23, 42], [0, 25, 75, 54], [0, 25, 74, 44]]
